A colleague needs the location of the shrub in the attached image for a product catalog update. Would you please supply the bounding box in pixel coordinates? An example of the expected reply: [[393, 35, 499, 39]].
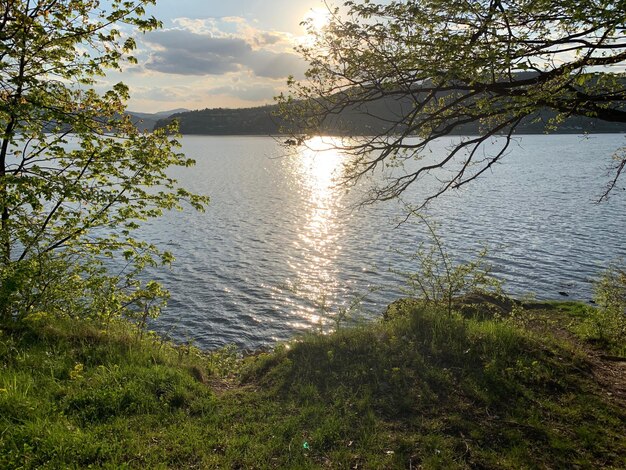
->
[[585, 264, 626, 354]]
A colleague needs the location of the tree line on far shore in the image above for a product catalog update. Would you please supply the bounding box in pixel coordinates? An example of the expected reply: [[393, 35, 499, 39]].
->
[[151, 96, 626, 136]]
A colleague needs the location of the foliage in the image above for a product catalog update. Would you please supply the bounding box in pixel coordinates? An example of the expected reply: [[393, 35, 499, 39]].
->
[[595, 263, 626, 312], [280, 0, 626, 207], [0, 1, 207, 321], [583, 263, 626, 354]]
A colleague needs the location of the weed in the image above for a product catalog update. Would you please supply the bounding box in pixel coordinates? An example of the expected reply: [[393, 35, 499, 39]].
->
[[577, 264, 626, 354], [393, 212, 504, 317]]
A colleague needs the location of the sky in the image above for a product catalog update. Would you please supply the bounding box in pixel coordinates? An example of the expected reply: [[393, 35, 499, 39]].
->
[[106, 0, 330, 113]]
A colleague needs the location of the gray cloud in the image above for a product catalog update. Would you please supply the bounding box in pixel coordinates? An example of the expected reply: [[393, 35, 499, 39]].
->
[[146, 49, 241, 75], [253, 32, 283, 47], [246, 50, 306, 79], [143, 29, 305, 78]]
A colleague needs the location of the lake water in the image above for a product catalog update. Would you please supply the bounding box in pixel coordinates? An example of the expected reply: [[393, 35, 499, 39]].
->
[[137, 134, 626, 349]]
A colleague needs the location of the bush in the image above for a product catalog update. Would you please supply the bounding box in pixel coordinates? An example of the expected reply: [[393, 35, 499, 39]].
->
[[394, 214, 503, 317], [585, 264, 626, 354]]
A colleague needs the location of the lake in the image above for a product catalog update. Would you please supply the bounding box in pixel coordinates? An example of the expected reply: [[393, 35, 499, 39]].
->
[[137, 134, 626, 349]]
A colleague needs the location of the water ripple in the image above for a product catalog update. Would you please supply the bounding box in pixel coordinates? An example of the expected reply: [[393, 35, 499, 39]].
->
[[138, 134, 626, 349]]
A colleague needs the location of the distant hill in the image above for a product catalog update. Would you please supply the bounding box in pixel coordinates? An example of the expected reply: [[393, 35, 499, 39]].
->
[[153, 77, 626, 137], [154, 101, 625, 136], [154, 106, 281, 135], [127, 109, 190, 132]]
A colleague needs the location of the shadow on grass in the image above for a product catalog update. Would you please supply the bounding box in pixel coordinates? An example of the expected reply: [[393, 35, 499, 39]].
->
[[242, 304, 626, 468]]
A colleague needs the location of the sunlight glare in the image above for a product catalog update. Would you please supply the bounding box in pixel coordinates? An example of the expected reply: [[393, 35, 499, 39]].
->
[[288, 136, 347, 328], [302, 136, 343, 194], [303, 7, 331, 32]]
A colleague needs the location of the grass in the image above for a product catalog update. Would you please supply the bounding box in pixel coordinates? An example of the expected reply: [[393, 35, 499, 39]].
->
[[0, 302, 625, 469]]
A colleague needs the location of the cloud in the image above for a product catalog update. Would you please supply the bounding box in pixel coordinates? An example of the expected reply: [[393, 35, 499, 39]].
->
[[129, 79, 280, 106], [123, 17, 308, 110], [131, 85, 196, 103], [142, 18, 306, 79], [144, 30, 248, 75], [171, 17, 292, 51], [254, 32, 283, 47], [208, 83, 278, 102], [246, 50, 305, 79]]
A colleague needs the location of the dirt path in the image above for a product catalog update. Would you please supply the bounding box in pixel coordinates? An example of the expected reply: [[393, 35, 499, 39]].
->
[[543, 316, 626, 407], [587, 349, 626, 406], [520, 302, 626, 407]]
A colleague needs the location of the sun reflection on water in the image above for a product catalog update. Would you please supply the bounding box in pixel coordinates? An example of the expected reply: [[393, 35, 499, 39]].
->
[[287, 136, 349, 329], [301, 137, 344, 247]]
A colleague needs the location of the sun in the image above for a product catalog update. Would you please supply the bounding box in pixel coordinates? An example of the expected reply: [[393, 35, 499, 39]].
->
[[303, 7, 331, 32]]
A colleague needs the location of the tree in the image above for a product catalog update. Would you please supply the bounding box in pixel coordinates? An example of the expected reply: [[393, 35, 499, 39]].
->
[[280, 0, 626, 206], [0, 1, 206, 321]]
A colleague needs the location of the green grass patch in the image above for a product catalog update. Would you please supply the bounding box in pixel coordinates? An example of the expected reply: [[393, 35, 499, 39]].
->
[[0, 303, 624, 468]]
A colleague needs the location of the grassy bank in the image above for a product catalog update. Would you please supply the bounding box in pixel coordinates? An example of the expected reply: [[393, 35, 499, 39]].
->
[[1, 302, 625, 469]]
